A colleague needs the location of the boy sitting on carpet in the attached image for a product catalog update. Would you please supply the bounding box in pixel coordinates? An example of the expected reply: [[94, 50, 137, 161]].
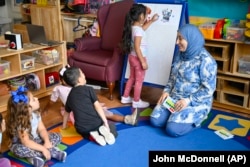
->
[[62, 67, 121, 146], [43, 67, 139, 128]]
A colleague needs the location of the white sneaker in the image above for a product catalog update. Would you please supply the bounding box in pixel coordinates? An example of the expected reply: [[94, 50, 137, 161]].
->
[[99, 125, 115, 145], [132, 100, 150, 108], [124, 108, 140, 126], [90, 131, 106, 146], [121, 96, 133, 104]]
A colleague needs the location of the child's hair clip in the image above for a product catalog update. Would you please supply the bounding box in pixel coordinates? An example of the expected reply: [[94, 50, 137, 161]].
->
[[11, 86, 28, 104], [59, 67, 67, 76], [59, 65, 70, 76]]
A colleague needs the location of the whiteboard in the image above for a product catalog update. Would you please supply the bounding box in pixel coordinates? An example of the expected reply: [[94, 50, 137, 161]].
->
[[124, 3, 183, 86]]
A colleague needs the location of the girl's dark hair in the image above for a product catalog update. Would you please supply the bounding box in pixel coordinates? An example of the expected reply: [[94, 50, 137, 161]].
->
[[63, 67, 81, 87], [120, 4, 147, 54]]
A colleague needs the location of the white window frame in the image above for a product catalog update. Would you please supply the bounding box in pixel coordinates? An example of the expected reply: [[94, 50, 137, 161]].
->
[[11, 0, 22, 12]]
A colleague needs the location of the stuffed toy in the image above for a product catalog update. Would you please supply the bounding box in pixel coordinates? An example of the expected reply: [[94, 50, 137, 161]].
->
[[82, 20, 99, 37], [245, 13, 250, 42]]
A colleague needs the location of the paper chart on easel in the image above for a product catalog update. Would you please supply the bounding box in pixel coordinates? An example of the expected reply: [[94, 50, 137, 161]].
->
[[124, 2, 183, 86]]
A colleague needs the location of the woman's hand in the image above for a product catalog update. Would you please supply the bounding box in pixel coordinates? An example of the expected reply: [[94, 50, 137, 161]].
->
[[157, 92, 169, 105], [174, 99, 187, 112]]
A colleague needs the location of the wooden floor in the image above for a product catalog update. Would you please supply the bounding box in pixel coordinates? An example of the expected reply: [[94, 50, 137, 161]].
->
[[1, 83, 249, 153]]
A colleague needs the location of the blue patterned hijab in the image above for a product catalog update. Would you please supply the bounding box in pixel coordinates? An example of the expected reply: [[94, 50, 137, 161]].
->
[[178, 24, 205, 61]]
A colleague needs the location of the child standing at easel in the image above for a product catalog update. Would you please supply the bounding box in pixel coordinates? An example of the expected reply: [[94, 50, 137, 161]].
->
[[120, 4, 159, 108]]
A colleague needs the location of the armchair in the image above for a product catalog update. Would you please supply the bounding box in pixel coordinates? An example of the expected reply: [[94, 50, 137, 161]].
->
[[68, 0, 134, 100]]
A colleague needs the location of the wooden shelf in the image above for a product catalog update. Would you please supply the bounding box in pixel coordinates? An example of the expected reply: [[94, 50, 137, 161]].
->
[[206, 39, 250, 114], [213, 101, 250, 114], [0, 42, 66, 113], [61, 13, 97, 42], [19, 1, 97, 43]]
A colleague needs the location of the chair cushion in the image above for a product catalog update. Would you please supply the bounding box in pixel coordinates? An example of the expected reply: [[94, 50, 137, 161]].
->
[[72, 50, 113, 66]]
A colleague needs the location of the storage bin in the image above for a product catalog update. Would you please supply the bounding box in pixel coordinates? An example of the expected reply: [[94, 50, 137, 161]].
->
[[33, 49, 59, 65], [8, 76, 26, 91], [0, 60, 10, 75], [238, 56, 250, 74], [199, 23, 215, 39], [226, 27, 245, 41], [37, 0, 47, 5], [21, 55, 35, 70]]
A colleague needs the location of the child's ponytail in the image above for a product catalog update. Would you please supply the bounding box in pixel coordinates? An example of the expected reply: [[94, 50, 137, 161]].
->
[[121, 12, 133, 55], [121, 4, 147, 55]]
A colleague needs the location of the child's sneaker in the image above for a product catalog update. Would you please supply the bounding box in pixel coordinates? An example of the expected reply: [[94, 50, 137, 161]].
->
[[90, 131, 106, 146], [121, 96, 133, 104], [132, 100, 150, 108], [27, 157, 45, 167], [50, 147, 67, 162], [99, 125, 115, 145], [124, 108, 140, 126]]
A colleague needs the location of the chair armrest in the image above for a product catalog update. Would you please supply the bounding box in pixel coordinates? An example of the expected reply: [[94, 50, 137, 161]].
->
[[106, 47, 124, 81], [110, 47, 122, 62], [74, 36, 102, 51]]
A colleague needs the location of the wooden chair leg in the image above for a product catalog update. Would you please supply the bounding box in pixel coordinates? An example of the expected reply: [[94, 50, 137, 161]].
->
[[106, 82, 115, 100]]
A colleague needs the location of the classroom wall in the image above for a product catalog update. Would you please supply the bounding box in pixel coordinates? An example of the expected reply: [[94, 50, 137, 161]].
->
[[0, 0, 11, 18], [0, 0, 22, 22], [188, 0, 249, 20]]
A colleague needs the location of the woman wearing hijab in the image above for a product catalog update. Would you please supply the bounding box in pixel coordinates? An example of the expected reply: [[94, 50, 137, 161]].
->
[[150, 24, 217, 137]]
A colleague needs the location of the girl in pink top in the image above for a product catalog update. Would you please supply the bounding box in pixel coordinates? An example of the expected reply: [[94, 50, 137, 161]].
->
[[121, 4, 159, 108]]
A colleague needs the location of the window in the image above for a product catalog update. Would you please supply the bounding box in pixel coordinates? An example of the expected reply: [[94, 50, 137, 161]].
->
[[12, 0, 22, 12]]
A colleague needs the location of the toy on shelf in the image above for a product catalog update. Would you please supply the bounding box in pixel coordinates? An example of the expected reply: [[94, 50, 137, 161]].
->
[[223, 18, 231, 39], [214, 19, 225, 39], [245, 13, 250, 43]]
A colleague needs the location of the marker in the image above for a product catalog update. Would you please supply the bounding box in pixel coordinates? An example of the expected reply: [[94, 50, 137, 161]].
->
[[219, 130, 229, 137]]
